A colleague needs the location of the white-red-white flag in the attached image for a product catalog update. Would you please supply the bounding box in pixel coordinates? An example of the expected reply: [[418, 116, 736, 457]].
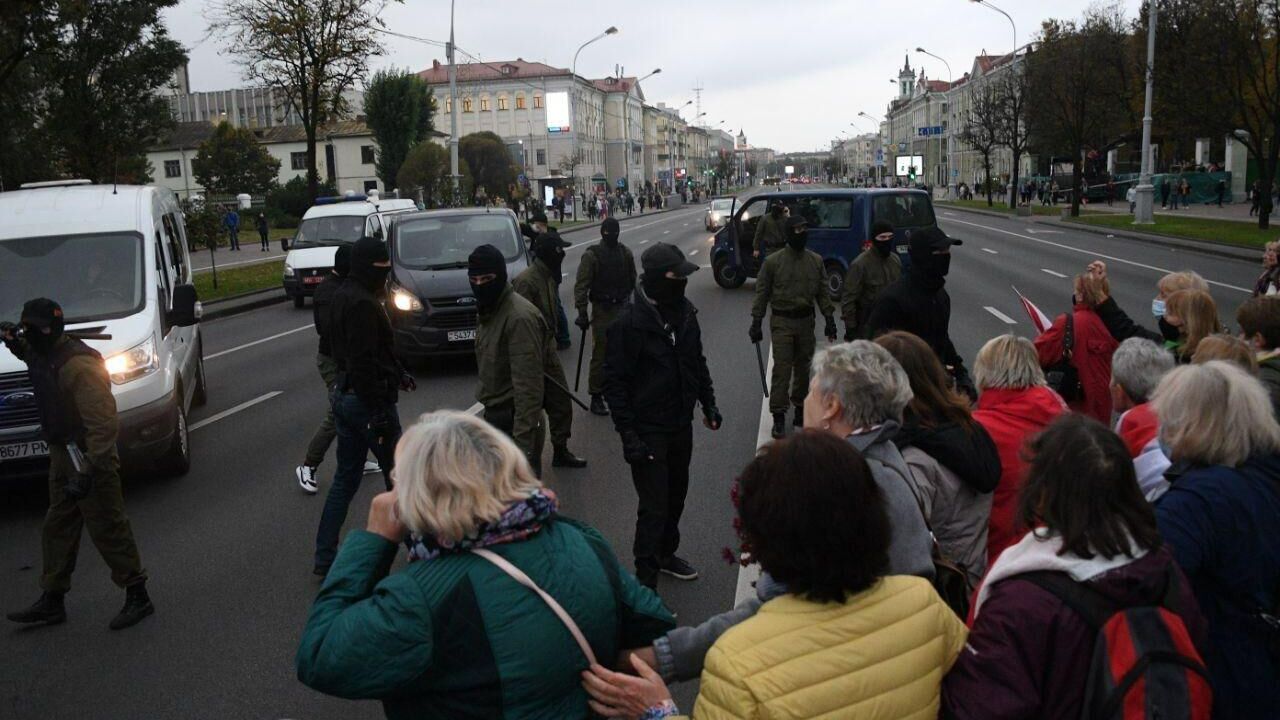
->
[[1013, 286, 1053, 335]]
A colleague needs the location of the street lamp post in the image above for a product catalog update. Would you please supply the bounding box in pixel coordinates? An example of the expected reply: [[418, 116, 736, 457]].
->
[[570, 26, 618, 221], [917, 47, 954, 197], [623, 68, 660, 194], [860, 111, 883, 185], [970, 0, 1018, 205], [1134, 2, 1157, 224], [447, 0, 460, 202]]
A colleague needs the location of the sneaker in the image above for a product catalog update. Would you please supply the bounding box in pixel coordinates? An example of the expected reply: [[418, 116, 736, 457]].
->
[[296, 465, 319, 494], [659, 556, 699, 581], [363, 460, 381, 474], [770, 413, 786, 440], [109, 583, 154, 630], [6, 591, 66, 625]]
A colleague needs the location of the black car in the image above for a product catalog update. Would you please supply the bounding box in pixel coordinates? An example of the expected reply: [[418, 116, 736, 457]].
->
[[385, 207, 531, 360]]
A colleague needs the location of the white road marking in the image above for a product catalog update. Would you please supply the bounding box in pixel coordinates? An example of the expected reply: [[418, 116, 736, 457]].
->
[[942, 217, 1252, 294], [984, 306, 1019, 324], [663, 230, 671, 234], [1041, 268, 1068, 278], [565, 208, 701, 251], [688, 249, 699, 256], [684, 222, 690, 226], [1026, 229, 1063, 235], [982, 248, 999, 255], [943, 212, 956, 216], [205, 325, 312, 360], [190, 391, 283, 432], [639, 239, 650, 245]]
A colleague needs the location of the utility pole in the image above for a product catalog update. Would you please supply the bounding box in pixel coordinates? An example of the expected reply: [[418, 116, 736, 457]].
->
[[447, 0, 460, 202], [1134, 1, 1157, 224]]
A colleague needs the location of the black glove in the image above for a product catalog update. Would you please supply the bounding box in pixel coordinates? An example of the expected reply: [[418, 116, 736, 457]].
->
[[368, 411, 396, 445], [575, 309, 590, 330], [400, 373, 417, 392], [824, 316, 838, 341], [65, 473, 93, 501], [843, 326, 857, 342], [748, 318, 764, 344], [620, 430, 654, 465], [703, 406, 723, 431]]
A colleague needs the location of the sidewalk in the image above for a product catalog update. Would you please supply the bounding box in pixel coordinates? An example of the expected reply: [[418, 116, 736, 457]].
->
[[1082, 198, 1254, 223], [192, 243, 288, 273]]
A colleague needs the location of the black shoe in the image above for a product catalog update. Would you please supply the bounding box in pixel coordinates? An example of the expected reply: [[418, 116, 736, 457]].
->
[[109, 583, 154, 630], [312, 565, 330, 578], [7, 591, 66, 625], [659, 556, 699, 581], [551, 446, 587, 468], [771, 413, 786, 439], [793, 406, 804, 429], [590, 394, 610, 416]]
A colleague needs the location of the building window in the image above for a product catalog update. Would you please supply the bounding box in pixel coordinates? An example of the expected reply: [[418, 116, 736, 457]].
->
[[533, 95, 543, 109], [497, 96, 508, 110], [361, 145, 375, 165], [364, 180, 378, 193], [462, 97, 473, 112], [516, 94, 526, 110], [536, 148, 546, 166], [164, 160, 182, 178], [290, 152, 307, 170], [444, 97, 451, 113], [480, 97, 490, 111]]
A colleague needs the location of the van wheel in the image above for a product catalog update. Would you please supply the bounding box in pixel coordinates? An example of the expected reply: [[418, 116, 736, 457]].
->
[[192, 348, 208, 408], [825, 262, 845, 300], [713, 254, 746, 289], [293, 294, 305, 309], [158, 400, 191, 477]]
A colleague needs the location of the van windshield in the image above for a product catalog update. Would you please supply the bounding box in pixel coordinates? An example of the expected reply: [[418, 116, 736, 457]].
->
[[0, 233, 145, 324], [393, 215, 522, 270], [293, 215, 366, 248]]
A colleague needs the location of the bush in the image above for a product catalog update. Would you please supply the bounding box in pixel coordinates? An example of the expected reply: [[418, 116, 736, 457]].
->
[[266, 176, 336, 220], [182, 198, 227, 249]]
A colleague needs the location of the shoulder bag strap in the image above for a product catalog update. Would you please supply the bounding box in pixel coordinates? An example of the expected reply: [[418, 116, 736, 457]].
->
[[471, 548, 598, 666], [1063, 311, 1075, 360]]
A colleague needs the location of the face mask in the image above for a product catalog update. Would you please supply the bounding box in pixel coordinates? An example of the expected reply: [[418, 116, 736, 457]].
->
[[872, 237, 892, 257], [787, 230, 808, 252], [910, 250, 950, 290], [471, 277, 507, 312], [1159, 316, 1182, 343], [1151, 298, 1166, 317], [24, 325, 59, 354], [643, 274, 687, 306], [602, 232, 619, 247], [536, 246, 565, 277]]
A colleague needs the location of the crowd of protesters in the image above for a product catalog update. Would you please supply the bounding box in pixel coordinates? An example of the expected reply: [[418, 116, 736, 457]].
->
[[292, 235, 1280, 719]]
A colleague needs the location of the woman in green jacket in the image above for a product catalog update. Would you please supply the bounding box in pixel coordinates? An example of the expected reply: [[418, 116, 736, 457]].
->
[[296, 410, 675, 719]]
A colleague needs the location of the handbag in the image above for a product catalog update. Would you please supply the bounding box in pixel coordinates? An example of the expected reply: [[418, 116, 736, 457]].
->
[[472, 548, 598, 665], [1045, 312, 1084, 402]]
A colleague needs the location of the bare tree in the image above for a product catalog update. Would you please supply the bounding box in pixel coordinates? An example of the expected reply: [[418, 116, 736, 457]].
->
[[960, 78, 1004, 206], [209, 0, 386, 201], [997, 66, 1032, 208]]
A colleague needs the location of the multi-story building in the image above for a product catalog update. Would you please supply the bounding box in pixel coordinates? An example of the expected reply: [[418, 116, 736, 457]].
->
[[947, 50, 1035, 192], [594, 75, 646, 192], [167, 64, 364, 130], [687, 126, 710, 188], [645, 103, 691, 192]]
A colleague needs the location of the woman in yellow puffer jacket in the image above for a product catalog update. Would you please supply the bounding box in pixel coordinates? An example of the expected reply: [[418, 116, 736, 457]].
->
[[583, 431, 968, 719]]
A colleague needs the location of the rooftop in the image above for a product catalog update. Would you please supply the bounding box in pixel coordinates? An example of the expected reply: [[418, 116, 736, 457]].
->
[[418, 58, 569, 85]]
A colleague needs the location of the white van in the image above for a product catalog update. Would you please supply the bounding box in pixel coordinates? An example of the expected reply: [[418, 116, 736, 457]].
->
[[282, 193, 417, 307], [0, 181, 204, 480]]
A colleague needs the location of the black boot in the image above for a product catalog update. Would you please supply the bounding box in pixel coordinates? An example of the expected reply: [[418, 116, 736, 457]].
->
[[109, 582, 154, 630], [793, 406, 804, 429], [590, 394, 610, 416], [6, 591, 66, 625], [551, 446, 588, 468], [771, 412, 786, 439]]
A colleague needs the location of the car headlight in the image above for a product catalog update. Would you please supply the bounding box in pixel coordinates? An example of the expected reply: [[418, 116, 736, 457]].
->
[[711, 212, 721, 222], [389, 282, 423, 312], [105, 337, 159, 385], [283, 263, 295, 277]]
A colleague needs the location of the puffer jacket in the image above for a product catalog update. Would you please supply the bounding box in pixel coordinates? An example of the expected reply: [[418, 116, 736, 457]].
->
[[846, 423, 936, 579], [679, 576, 967, 719], [1033, 304, 1119, 424], [973, 386, 1068, 567], [296, 518, 675, 720]]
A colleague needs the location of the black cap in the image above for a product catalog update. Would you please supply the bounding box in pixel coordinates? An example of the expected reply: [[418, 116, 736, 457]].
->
[[601, 217, 620, 235], [351, 236, 389, 266], [641, 243, 699, 278], [908, 226, 962, 256], [532, 230, 571, 253], [785, 216, 809, 232], [333, 244, 352, 276], [468, 244, 507, 277], [530, 209, 548, 224], [21, 298, 63, 329]]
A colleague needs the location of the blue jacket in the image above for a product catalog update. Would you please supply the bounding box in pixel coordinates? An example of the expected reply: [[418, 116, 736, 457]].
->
[[224, 211, 239, 229], [1155, 453, 1280, 719]]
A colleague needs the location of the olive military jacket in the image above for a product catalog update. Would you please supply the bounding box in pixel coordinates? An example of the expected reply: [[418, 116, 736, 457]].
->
[[511, 259, 559, 331], [475, 286, 551, 456], [841, 249, 902, 335], [752, 213, 786, 255], [751, 247, 835, 320], [573, 243, 636, 311]]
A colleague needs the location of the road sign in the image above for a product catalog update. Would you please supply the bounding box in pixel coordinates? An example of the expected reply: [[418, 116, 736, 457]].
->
[[875, 149, 885, 167], [952, 169, 959, 177], [897, 142, 907, 152], [916, 126, 944, 137]]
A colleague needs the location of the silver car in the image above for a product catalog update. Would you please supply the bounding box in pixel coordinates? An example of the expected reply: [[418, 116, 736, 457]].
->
[[704, 197, 735, 231]]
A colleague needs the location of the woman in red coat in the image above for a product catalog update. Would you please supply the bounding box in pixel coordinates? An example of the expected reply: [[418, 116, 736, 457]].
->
[[1034, 274, 1119, 424]]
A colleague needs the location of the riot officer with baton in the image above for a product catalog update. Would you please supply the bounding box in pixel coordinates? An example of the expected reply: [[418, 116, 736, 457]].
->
[[573, 217, 636, 415]]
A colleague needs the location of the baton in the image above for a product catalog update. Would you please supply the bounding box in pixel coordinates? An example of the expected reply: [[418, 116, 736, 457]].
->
[[573, 325, 587, 392], [753, 341, 769, 397], [544, 372, 591, 412]]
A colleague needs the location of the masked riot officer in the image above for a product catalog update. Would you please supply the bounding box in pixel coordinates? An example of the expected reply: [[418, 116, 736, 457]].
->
[[573, 217, 637, 416], [2, 299, 152, 630]]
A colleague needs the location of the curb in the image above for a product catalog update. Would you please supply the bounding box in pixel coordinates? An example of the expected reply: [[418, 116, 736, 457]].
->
[[554, 202, 690, 236], [200, 288, 289, 321], [936, 203, 1017, 221]]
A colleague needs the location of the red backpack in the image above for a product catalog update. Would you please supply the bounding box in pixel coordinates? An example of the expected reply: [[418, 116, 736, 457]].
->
[[1021, 567, 1212, 720]]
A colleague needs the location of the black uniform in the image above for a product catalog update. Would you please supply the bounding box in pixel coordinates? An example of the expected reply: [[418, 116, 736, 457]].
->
[[300, 246, 349, 472]]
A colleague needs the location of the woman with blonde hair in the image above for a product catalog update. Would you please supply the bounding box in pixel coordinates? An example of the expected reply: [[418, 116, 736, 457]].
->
[[1162, 288, 1222, 361], [1086, 260, 1211, 348], [1253, 240, 1279, 297], [296, 411, 675, 718], [1153, 361, 1280, 718], [1192, 333, 1259, 373]]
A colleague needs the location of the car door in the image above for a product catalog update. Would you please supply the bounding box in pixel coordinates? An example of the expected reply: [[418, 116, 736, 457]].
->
[[156, 204, 193, 408]]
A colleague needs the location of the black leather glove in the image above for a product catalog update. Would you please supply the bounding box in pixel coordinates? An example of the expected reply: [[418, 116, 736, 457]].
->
[[575, 309, 590, 330], [748, 318, 764, 344], [843, 326, 857, 342], [620, 430, 654, 465], [400, 373, 417, 392], [368, 411, 396, 446], [824, 316, 838, 341], [703, 406, 723, 431], [65, 473, 93, 501]]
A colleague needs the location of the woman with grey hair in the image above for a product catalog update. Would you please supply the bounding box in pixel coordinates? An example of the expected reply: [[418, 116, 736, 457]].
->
[[1153, 361, 1280, 718], [1110, 337, 1177, 501], [296, 411, 675, 718]]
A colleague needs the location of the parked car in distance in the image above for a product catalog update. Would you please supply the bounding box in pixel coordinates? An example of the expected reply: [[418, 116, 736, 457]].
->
[[705, 197, 735, 231]]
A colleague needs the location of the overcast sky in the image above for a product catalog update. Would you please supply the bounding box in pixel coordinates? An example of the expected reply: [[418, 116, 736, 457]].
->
[[164, 0, 1143, 152]]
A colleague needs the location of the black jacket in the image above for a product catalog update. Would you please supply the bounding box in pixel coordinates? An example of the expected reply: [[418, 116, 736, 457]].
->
[[312, 273, 344, 358], [893, 412, 1002, 493], [329, 279, 400, 410], [603, 288, 716, 435], [865, 271, 973, 390], [1094, 296, 1163, 344]]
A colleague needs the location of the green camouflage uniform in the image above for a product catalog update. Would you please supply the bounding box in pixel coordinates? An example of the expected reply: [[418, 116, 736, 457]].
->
[[475, 286, 554, 466], [752, 212, 787, 256], [573, 242, 637, 396], [840, 249, 902, 339], [512, 260, 575, 450], [752, 247, 835, 415]]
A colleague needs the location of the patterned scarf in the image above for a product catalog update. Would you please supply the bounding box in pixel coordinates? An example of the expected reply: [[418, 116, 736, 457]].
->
[[406, 488, 558, 562]]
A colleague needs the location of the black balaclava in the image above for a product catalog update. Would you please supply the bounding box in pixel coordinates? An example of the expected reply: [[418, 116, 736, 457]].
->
[[785, 216, 808, 252], [533, 233, 565, 280], [348, 237, 390, 292], [21, 298, 64, 355], [908, 228, 951, 292], [333, 244, 352, 278], [642, 268, 687, 326], [870, 220, 894, 258], [601, 217, 620, 247], [468, 244, 508, 312]]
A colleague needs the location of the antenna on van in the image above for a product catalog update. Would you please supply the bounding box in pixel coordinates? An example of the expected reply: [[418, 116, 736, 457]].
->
[[112, 151, 118, 195]]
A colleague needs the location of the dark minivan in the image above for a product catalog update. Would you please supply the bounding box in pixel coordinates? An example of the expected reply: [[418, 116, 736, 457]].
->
[[386, 207, 531, 360], [710, 188, 938, 296]]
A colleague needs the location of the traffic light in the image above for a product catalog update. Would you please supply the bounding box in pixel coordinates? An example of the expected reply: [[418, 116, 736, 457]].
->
[[908, 165, 917, 182]]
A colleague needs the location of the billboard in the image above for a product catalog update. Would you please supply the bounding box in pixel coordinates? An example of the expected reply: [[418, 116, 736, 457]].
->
[[895, 155, 924, 177], [546, 91, 570, 133]]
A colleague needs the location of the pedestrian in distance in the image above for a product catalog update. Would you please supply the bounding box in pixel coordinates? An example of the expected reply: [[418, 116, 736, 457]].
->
[[257, 212, 269, 251], [942, 414, 1210, 720], [511, 231, 588, 470], [314, 237, 414, 577], [1109, 338, 1177, 501], [1251, 180, 1262, 216], [296, 411, 676, 718], [582, 431, 967, 719], [751, 215, 837, 439], [2, 299, 153, 630], [841, 220, 902, 341], [1106, 178, 1115, 206], [588, 195, 598, 222], [1216, 177, 1227, 207], [1033, 273, 1119, 424], [602, 242, 720, 590], [1160, 177, 1171, 209], [1127, 184, 1137, 213], [1237, 296, 1280, 416], [1180, 177, 1192, 208], [225, 207, 240, 250], [1151, 361, 1280, 718], [574, 217, 636, 416], [638, 194, 647, 214]]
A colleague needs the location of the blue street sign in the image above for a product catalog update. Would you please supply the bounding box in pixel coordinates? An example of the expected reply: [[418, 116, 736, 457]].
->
[[916, 126, 944, 137]]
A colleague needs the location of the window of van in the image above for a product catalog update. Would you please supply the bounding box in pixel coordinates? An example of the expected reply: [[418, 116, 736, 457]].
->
[[393, 215, 521, 270], [293, 215, 367, 248], [792, 197, 853, 229], [0, 233, 145, 323], [873, 193, 936, 228]]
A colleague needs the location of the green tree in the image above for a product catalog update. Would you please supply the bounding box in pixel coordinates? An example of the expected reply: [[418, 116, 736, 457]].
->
[[266, 175, 335, 225], [210, 0, 386, 202], [364, 68, 435, 191], [460, 131, 517, 203], [398, 141, 469, 207], [191, 122, 281, 197]]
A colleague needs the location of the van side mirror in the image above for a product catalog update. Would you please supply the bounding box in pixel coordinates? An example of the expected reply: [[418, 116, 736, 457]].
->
[[170, 284, 199, 327]]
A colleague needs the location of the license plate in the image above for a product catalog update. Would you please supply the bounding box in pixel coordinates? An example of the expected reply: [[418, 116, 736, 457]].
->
[[447, 329, 477, 342], [0, 440, 49, 460], [303, 276, 323, 285]]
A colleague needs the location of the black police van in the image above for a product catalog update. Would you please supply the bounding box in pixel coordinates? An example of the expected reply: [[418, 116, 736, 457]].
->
[[710, 188, 939, 297]]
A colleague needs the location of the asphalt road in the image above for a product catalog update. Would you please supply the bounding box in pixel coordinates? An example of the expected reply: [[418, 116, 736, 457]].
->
[[0, 198, 1261, 719]]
